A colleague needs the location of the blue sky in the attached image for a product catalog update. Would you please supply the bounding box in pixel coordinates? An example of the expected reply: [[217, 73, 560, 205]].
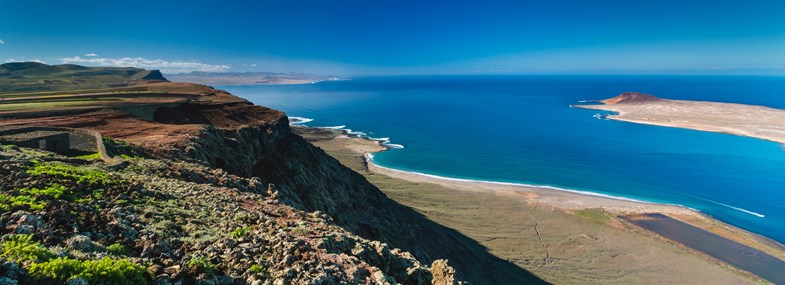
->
[[1, 0, 783, 75]]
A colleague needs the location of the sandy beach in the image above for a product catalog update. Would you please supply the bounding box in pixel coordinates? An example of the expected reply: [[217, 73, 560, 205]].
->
[[295, 125, 785, 284], [366, 153, 698, 215]]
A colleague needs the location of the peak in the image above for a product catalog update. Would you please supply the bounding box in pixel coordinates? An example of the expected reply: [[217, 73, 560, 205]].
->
[[601, 92, 661, 105], [130, 69, 168, 81]]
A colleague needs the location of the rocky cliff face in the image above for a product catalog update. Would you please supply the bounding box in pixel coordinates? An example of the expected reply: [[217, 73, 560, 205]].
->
[[151, 91, 544, 284]]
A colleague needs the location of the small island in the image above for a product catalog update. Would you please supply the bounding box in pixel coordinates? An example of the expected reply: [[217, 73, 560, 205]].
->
[[576, 92, 785, 145]]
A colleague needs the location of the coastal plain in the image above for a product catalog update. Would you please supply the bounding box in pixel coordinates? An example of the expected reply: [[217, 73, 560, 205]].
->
[[295, 126, 785, 284]]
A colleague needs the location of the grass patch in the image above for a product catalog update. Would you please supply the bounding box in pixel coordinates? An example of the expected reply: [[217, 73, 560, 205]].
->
[[0, 234, 54, 263], [575, 208, 611, 224], [27, 162, 114, 186], [29, 257, 149, 285], [74, 152, 101, 161]]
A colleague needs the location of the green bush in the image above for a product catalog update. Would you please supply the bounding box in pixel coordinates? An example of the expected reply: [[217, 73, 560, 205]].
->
[[249, 264, 264, 274], [106, 243, 128, 256], [187, 257, 215, 274], [0, 234, 54, 262], [29, 257, 149, 285], [20, 184, 67, 199], [231, 227, 252, 239]]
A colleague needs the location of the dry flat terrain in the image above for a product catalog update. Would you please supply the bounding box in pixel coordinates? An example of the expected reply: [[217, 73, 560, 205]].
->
[[296, 127, 785, 284], [576, 92, 785, 145]]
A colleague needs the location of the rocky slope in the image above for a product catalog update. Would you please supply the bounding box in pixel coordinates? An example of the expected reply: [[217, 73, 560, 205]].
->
[[150, 90, 545, 284], [0, 143, 457, 284]]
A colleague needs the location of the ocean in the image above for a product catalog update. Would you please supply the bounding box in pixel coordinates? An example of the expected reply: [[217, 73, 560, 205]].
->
[[221, 75, 785, 243]]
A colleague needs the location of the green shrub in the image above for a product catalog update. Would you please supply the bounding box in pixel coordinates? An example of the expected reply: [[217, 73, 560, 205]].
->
[[249, 264, 264, 274], [74, 153, 101, 161], [27, 162, 113, 186], [187, 257, 215, 274], [8, 195, 46, 211], [231, 227, 252, 239], [0, 234, 54, 262], [29, 257, 149, 285], [106, 243, 128, 256], [20, 184, 67, 199]]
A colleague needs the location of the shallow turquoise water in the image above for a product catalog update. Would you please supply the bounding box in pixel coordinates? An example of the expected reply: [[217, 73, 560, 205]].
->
[[221, 75, 785, 243]]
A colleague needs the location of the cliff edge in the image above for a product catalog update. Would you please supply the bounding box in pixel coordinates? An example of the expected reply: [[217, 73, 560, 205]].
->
[[0, 71, 545, 284]]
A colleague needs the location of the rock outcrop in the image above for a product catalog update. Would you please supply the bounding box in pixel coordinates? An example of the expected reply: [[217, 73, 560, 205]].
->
[[130, 70, 168, 82], [601, 92, 661, 105]]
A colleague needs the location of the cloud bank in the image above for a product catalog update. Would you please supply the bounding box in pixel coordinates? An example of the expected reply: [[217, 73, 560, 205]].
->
[[5, 58, 46, 64], [60, 56, 230, 74]]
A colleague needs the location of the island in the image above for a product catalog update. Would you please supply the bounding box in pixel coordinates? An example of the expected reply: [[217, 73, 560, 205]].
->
[[575, 92, 785, 145]]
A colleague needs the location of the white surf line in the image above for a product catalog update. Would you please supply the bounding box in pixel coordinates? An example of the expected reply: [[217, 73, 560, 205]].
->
[[703, 199, 765, 218], [683, 193, 766, 218], [365, 153, 678, 205]]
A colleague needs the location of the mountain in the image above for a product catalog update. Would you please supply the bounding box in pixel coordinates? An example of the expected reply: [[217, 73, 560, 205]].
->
[[0, 62, 167, 93]]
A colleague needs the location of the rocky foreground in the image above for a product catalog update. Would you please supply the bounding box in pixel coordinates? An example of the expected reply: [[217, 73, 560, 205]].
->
[[0, 143, 458, 284]]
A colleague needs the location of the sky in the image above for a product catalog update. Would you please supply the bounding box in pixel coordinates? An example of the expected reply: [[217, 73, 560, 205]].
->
[[0, 0, 784, 75]]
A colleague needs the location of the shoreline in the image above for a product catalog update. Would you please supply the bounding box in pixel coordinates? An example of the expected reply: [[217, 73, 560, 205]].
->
[[364, 152, 698, 215], [295, 124, 785, 283], [293, 124, 785, 260]]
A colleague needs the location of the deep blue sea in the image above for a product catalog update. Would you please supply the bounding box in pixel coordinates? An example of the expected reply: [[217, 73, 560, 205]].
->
[[221, 75, 785, 243]]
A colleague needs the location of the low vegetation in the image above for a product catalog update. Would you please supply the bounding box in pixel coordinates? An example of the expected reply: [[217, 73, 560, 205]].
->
[[0, 234, 54, 263], [230, 226, 252, 239], [29, 257, 149, 285]]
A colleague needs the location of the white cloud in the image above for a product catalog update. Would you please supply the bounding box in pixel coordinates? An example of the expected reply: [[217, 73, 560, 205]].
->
[[84, 53, 98, 57], [0, 39, 4, 45], [59, 56, 230, 74], [5, 58, 46, 64]]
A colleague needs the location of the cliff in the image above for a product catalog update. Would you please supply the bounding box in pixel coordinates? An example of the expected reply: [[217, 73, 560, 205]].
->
[[0, 78, 545, 284], [150, 91, 544, 284]]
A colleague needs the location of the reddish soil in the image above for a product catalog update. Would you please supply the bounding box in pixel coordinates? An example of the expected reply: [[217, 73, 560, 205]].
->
[[0, 82, 286, 148], [601, 92, 661, 105]]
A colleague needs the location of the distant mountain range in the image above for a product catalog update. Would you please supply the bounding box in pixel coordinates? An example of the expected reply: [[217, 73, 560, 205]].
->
[[0, 62, 166, 93], [165, 71, 340, 86]]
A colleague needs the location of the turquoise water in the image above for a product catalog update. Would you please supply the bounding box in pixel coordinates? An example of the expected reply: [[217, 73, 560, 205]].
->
[[221, 75, 785, 243]]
